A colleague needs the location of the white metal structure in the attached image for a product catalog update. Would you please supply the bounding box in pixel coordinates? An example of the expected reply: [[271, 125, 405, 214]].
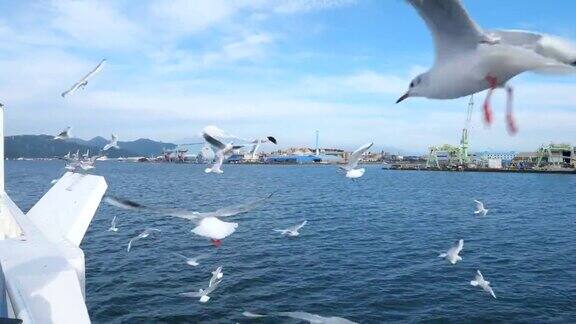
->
[[0, 105, 107, 323]]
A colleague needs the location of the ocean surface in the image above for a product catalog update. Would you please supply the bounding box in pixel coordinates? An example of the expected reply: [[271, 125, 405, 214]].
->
[[5, 160, 576, 323]]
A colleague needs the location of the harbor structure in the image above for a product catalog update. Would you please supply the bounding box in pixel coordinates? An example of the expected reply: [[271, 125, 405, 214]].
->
[[426, 96, 475, 168], [473, 151, 517, 169], [536, 143, 574, 167], [459, 95, 474, 165], [426, 144, 465, 168]]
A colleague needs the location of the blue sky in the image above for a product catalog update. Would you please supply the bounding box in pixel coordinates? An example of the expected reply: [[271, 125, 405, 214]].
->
[[1, 0, 576, 153]]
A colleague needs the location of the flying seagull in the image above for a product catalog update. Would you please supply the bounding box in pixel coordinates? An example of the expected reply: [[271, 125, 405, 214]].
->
[[104, 192, 274, 247], [438, 239, 464, 264], [108, 216, 118, 232], [180, 279, 222, 303], [79, 155, 101, 171], [474, 199, 488, 216], [54, 126, 72, 140], [127, 228, 161, 252], [254, 136, 277, 144], [62, 59, 106, 98], [180, 266, 223, 303], [209, 266, 224, 287], [202, 126, 277, 173], [172, 252, 209, 267], [57, 151, 80, 171], [470, 270, 496, 299], [202, 131, 237, 174], [242, 311, 268, 318], [398, 0, 576, 134], [103, 134, 119, 151], [340, 143, 373, 179], [274, 220, 307, 237]]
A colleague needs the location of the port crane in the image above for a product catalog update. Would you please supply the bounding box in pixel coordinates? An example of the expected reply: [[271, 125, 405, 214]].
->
[[426, 96, 474, 168], [459, 95, 474, 165]]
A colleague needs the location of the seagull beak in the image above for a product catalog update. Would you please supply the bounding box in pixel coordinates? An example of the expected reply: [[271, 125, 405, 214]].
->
[[396, 92, 409, 104]]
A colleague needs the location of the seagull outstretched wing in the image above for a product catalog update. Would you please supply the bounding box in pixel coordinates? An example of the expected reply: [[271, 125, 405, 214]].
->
[[346, 143, 373, 170], [406, 0, 488, 63]]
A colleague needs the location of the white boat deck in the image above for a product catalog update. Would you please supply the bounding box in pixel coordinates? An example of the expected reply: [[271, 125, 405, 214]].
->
[[0, 172, 107, 323]]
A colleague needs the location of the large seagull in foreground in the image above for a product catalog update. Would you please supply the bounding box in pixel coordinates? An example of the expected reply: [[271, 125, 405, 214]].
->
[[397, 0, 576, 134]]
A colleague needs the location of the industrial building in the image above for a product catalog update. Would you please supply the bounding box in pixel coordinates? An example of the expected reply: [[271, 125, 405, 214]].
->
[[473, 151, 517, 169], [535, 143, 574, 167]]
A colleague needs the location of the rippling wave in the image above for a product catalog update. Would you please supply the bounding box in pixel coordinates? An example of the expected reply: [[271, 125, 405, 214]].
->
[[6, 161, 576, 323]]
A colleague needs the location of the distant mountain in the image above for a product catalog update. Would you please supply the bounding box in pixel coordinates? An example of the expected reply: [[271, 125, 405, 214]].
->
[[118, 138, 177, 157], [5, 135, 177, 159], [69, 136, 108, 148]]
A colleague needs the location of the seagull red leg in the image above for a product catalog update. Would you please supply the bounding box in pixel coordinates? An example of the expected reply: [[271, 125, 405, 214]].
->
[[211, 239, 222, 247], [505, 85, 517, 135], [483, 75, 497, 126]]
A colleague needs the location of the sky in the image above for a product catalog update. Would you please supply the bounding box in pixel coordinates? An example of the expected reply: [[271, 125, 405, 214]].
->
[[1, 0, 576, 153]]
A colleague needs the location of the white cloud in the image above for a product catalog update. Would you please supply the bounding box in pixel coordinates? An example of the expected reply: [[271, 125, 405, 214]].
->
[[273, 0, 357, 14], [297, 70, 408, 97], [204, 33, 274, 63], [150, 32, 275, 72], [50, 0, 142, 50], [149, 0, 236, 36]]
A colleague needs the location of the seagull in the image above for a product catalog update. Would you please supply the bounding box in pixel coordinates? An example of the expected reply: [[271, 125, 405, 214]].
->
[[180, 267, 223, 303], [172, 252, 208, 267], [108, 216, 118, 232], [470, 270, 496, 299], [274, 220, 307, 237], [104, 192, 274, 247], [103, 134, 120, 151], [79, 155, 101, 171], [209, 266, 224, 287], [438, 239, 464, 264], [180, 279, 222, 303], [54, 126, 72, 140], [127, 228, 160, 252], [474, 199, 489, 216], [202, 126, 277, 173], [242, 311, 268, 318], [202, 131, 235, 174], [274, 312, 358, 324], [62, 59, 106, 98], [340, 143, 373, 179], [191, 217, 238, 247], [57, 150, 80, 171], [247, 136, 278, 160], [398, 0, 576, 134]]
